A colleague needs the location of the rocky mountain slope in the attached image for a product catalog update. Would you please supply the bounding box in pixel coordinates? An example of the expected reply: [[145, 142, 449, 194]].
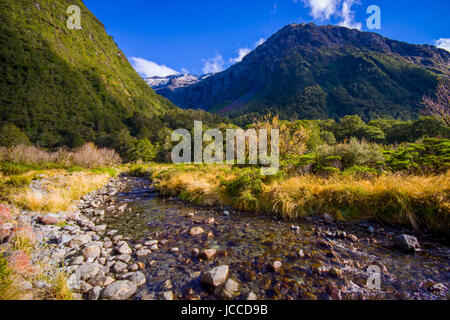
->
[[0, 0, 176, 148], [160, 23, 450, 120]]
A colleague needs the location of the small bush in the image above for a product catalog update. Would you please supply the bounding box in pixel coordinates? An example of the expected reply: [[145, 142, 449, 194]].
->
[[384, 138, 450, 174], [315, 138, 385, 169], [0, 124, 31, 148], [1, 143, 121, 169]]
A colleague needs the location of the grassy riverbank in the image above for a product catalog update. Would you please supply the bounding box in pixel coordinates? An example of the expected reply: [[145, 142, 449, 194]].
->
[[130, 164, 450, 235], [0, 144, 121, 300]]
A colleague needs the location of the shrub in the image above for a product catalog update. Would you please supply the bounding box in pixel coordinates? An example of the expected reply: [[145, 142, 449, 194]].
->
[[71, 143, 122, 168], [129, 138, 158, 162], [0, 124, 31, 147], [315, 138, 385, 169], [1, 143, 121, 168], [384, 138, 450, 174]]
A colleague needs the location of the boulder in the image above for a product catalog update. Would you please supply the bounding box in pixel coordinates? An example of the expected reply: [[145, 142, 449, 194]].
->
[[121, 272, 146, 287], [101, 280, 137, 300], [201, 265, 229, 287], [394, 234, 420, 252]]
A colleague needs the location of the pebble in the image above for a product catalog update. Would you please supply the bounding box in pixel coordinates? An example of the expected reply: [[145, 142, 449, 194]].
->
[[272, 261, 282, 271], [198, 249, 216, 260], [189, 227, 205, 236]]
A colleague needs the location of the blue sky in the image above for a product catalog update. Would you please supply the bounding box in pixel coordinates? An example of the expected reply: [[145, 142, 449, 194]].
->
[[84, 0, 450, 77]]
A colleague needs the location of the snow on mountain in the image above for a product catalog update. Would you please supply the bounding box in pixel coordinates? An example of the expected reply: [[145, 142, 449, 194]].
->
[[145, 73, 212, 92]]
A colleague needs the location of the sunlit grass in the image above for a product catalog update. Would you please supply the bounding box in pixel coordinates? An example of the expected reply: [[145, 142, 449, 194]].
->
[[138, 164, 450, 234], [12, 172, 110, 212]]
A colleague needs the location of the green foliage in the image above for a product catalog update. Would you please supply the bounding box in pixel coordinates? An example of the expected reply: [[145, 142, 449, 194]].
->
[[0, 254, 12, 295], [173, 25, 445, 121], [90, 167, 117, 177], [129, 138, 158, 162], [315, 138, 385, 169], [221, 168, 264, 199], [0, 0, 177, 152], [0, 124, 31, 147], [384, 138, 450, 174]]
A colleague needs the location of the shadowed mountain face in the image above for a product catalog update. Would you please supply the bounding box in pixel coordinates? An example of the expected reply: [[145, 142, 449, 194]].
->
[[161, 23, 450, 121], [0, 0, 176, 148]]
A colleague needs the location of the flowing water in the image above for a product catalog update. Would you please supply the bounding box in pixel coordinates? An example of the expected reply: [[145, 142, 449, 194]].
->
[[103, 177, 449, 300]]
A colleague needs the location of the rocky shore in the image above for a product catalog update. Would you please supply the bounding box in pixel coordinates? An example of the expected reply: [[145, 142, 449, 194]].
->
[[1, 174, 449, 300]]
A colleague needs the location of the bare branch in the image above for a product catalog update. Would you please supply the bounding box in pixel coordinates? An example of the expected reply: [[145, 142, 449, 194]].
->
[[423, 81, 450, 127]]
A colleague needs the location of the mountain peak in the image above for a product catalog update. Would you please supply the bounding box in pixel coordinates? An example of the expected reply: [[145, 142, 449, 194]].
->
[[149, 23, 450, 120]]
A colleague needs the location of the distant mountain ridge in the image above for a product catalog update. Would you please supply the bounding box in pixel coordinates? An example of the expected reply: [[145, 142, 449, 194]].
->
[[153, 23, 450, 120]]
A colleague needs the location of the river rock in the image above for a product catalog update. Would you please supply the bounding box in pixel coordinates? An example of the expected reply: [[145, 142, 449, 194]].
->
[[219, 279, 240, 299], [121, 272, 146, 287], [69, 234, 92, 248], [93, 210, 105, 216], [272, 261, 282, 271], [117, 254, 132, 263], [113, 261, 128, 274], [78, 263, 102, 281], [82, 244, 101, 260], [246, 292, 258, 300], [39, 214, 60, 225], [322, 213, 335, 223], [394, 234, 420, 252], [162, 280, 173, 290], [128, 263, 139, 272], [70, 255, 85, 265], [161, 291, 175, 300], [101, 280, 137, 300], [93, 225, 107, 233], [144, 240, 158, 246], [198, 249, 216, 260], [88, 286, 102, 300], [347, 234, 358, 242], [189, 227, 204, 236], [114, 241, 132, 255], [201, 265, 229, 287]]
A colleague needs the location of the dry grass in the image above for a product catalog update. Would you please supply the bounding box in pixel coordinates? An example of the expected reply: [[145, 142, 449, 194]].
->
[[141, 165, 450, 234], [2, 143, 121, 168], [12, 172, 110, 212]]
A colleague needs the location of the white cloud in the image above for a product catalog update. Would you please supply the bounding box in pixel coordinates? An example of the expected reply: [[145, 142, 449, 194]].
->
[[339, 0, 362, 30], [202, 54, 225, 74], [255, 38, 266, 47], [301, 0, 340, 20], [229, 48, 252, 64], [181, 68, 190, 74], [299, 0, 362, 30], [130, 57, 178, 78], [435, 38, 450, 52]]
